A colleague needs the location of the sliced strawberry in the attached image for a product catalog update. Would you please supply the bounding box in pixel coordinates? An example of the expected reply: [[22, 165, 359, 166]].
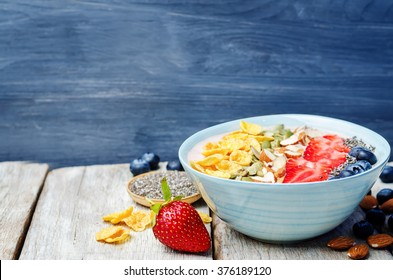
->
[[283, 157, 331, 183], [322, 135, 350, 153], [303, 135, 349, 168]]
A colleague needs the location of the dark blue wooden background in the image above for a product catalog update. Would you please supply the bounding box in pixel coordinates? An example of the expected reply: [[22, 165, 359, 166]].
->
[[1, 0, 393, 168]]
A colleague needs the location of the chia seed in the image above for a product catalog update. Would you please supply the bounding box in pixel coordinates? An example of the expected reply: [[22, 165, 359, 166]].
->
[[130, 171, 198, 199], [330, 136, 376, 177], [343, 136, 375, 152]]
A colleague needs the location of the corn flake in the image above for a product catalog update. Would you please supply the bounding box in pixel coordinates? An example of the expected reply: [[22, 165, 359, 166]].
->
[[95, 226, 130, 243], [249, 135, 275, 142], [202, 148, 230, 157], [190, 161, 205, 173], [244, 137, 261, 152], [102, 206, 134, 224], [196, 154, 226, 167], [230, 150, 252, 166], [219, 139, 246, 152], [215, 160, 242, 174], [104, 230, 130, 243], [205, 169, 231, 179], [122, 210, 152, 232], [240, 121, 262, 135], [222, 133, 249, 141], [204, 142, 219, 150]]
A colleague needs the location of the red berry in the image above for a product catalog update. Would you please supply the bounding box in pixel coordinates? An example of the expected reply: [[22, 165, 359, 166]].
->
[[153, 200, 211, 253], [303, 135, 349, 168], [283, 157, 331, 183]]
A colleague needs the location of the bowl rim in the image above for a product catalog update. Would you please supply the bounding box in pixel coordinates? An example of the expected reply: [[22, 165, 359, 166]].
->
[[179, 114, 391, 189]]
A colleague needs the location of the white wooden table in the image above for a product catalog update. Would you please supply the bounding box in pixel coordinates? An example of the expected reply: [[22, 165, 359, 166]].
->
[[1, 161, 392, 260]]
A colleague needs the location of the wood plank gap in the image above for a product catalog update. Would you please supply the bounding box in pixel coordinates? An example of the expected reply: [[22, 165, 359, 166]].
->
[[14, 167, 49, 259]]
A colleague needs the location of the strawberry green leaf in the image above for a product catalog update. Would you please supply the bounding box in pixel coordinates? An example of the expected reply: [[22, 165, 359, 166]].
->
[[161, 177, 172, 202], [151, 213, 157, 227], [173, 196, 183, 202], [150, 203, 162, 215]]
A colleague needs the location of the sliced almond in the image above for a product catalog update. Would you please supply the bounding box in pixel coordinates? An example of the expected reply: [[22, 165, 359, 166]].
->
[[284, 144, 305, 153], [251, 175, 265, 182], [367, 234, 393, 249], [280, 133, 300, 146], [380, 198, 393, 213], [264, 165, 275, 174], [259, 149, 276, 163], [272, 155, 287, 172], [284, 150, 302, 159], [293, 125, 306, 134], [299, 136, 311, 146], [250, 146, 261, 159], [305, 128, 323, 138], [347, 244, 369, 260], [276, 176, 285, 183], [359, 195, 378, 211], [272, 147, 286, 157], [251, 172, 275, 183], [261, 172, 275, 183], [274, 167, 286, 179], [327, 236, 356, 250]]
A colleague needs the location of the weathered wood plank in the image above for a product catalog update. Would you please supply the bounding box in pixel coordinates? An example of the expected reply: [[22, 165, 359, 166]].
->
[[19, 163, 212, 259], [0, 161, 48, 260], [213, 162, 393, 260]]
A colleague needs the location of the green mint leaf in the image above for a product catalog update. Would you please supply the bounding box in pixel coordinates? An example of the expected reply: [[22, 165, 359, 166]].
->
[[161, 177, 172, 202]]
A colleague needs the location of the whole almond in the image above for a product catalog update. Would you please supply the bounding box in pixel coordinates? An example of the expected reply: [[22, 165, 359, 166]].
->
[[359, 195, 378, 211], [380, 198, 393, 213], [367, 234, 393, 249], [347, 244, 369, 260], [327, 236, 356, 250]]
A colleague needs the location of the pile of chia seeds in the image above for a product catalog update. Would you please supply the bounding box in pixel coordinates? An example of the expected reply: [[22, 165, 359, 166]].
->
[[130, 171, 198, 199], [330, 136, 376, 177]]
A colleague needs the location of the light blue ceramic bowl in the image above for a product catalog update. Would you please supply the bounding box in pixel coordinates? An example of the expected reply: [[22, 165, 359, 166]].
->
[[179, 114, 390, 242]]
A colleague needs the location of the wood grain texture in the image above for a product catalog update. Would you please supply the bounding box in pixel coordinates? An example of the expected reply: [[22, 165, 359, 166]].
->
[[0, 0, 393, 168], [0, 162, 48, 260], [19, 163, 212, 259], [213, 163, 393, 260]]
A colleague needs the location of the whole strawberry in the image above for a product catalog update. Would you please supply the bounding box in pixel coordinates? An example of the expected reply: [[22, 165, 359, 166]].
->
[[150, 178, 211, 253]]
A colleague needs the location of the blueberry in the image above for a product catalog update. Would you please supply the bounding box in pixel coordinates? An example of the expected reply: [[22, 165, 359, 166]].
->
[[348, 147, 377, 165], [345, 163, 364, 174], [166, 160, 184, 171], [388, 215, 393, 231], [130, 159, 150, 176], [380, 166, 393, 183], [348, 146, 364, 157], [353, 220, 374, 239], [339, 169, 355, 178], [376, 188, 393, 205], [357, 149, 377, 165], [366, 208, 386, 226], [356, 160, 372, 171], [141, 152, 160, 170]]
